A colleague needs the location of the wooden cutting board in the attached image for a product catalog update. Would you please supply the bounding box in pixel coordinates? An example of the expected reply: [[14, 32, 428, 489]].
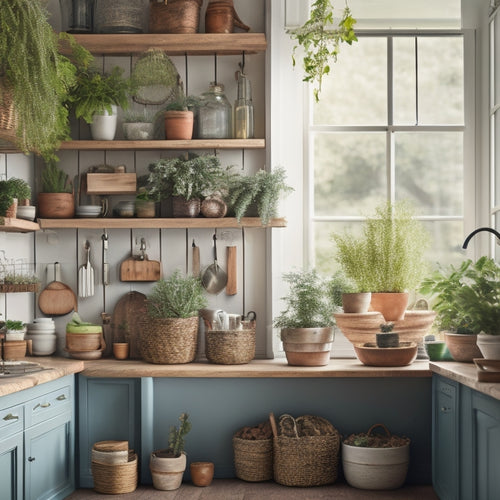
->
[[111, 291, 148, 359], [120, 257, 162, 282]]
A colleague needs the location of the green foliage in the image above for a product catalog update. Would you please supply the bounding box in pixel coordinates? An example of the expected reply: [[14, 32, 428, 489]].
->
[[146, 270, 207, 319], [41, 162, 73, 193], [5, 178, 31, 200], [287, 0, 357, 102], [5, 319, 23, 331], [328, 270, 356, 307], [167, 413, 192, 457], [419, 256, 500, 335], [0, 1, 92, 160], [273, 269, 337, 329], [228, 167, 293, 225], [70, 66, 133, 124], [147, 154, 229, 202], [332, 200, 431, 293]]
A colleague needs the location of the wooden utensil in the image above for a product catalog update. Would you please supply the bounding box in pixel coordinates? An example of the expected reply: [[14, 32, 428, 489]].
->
[[38, 262, 77, 316], [120, 256, 162, 281], [226, 245, 237, 295], [192, 239, 200, 277]]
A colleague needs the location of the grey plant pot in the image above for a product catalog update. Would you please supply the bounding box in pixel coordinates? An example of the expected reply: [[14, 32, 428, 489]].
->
[[376, 332, 400, 348]]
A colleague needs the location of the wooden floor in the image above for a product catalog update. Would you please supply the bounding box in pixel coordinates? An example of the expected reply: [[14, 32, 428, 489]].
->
[[66, 480, 439, 499]]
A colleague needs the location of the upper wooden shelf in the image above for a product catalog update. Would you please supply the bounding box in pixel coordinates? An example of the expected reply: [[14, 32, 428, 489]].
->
[[0, 218, 40, 233], [38, 217, 287, 230], [59, 139, 265, 151], [68, 33, 267, 56]]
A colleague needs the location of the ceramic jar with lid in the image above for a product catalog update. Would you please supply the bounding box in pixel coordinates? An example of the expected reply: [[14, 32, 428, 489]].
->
[[197, 82, 232, 139]]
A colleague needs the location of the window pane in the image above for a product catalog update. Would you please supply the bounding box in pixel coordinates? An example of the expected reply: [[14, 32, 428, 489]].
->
[[395, 132, 463, 216], [393, 37, 417, 125], [312, 37, 387, 126], [314, 132, 386, 216]]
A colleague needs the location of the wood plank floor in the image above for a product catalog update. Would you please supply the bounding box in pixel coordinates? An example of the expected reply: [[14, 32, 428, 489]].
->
[[66, 480, 439, 499]]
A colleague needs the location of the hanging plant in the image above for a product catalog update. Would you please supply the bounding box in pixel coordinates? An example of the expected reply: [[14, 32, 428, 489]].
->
[[287, 0, 357, 102]]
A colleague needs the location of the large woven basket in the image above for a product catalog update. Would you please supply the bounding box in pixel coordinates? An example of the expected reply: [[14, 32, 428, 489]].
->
[[140, 316, 198, 364], [233, 436, 273, 482], [91, 451, 138, 494], [149, 0, 202, 34], [270, 413, 340, 487], [206, 328, 255, 364]]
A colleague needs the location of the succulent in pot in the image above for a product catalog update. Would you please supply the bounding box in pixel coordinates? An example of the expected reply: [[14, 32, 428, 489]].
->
[[376, 322, 399, 348], [274, 269, 338, 366], [38, 162, 74, 218]]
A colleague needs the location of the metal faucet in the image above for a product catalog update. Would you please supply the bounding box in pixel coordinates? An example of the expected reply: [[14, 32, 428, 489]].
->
[[462, 227, 500, 249]]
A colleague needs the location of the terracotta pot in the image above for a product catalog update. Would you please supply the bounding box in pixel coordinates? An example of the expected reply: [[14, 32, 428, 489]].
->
[[5, 197, 17, 218], [37, 192, 75, 218], [280, 327, 333, 366], [113, 342, 129, 360], [353, 342, 417, 367], [205, 0, 250, 33], [444, 332, 482, 362], [190, 461, 214, 486], [369, 292, 409, 321], [342, 292, 372, 313], [150, 451, 186, 491], [165, 110, 194, 140]]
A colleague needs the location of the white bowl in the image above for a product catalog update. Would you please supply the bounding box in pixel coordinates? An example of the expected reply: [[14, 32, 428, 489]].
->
[[27, 328, 56, 335], [33, 318, 54, 323], [16, 205, 36, 221], [26, 334, 57, 356]]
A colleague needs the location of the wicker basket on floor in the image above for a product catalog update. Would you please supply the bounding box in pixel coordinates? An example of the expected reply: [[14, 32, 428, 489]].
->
[[269, 413, 340, 487], [91, 451, 138, 494], [233, 435, 273, 482], [205, 327, 255, 365]]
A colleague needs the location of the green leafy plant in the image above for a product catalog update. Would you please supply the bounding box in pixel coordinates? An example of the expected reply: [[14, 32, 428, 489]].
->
[[147, 154, 229, 202], [419, 256, 500, 335], [146, 270, 207, 319], [328, 270, 357, 308], [0, 1, 92, 160], [287, 0, 357, 102], [273, 269, 338, 329], [41, 162, 73, 193], [332, 200, 431, 293], [4, 178, 31, 201], [5, 319, 24, 331], [167, 412, 192, 457], [228, 167, 293, 225]]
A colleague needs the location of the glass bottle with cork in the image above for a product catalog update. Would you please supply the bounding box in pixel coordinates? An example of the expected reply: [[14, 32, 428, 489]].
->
[[233, 65, 254, 139]]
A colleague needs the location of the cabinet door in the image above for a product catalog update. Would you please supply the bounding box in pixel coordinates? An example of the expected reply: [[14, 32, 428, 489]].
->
[[24, 411, 74, 500], [0, 432, 23, 500], [433, 375, 459, 500], [471, 391, 500, 500]]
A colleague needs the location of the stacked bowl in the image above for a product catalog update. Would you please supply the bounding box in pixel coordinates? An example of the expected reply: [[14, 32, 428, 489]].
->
[[76, 205, 103, 218], [26, 318, 57, 355]]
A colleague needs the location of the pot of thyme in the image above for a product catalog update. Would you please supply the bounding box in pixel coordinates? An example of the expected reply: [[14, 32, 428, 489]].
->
[[37, 162, 74, 218], [140, 270, 207, 364], [274, 269, 338, 366], [150, 412, 192, 491]]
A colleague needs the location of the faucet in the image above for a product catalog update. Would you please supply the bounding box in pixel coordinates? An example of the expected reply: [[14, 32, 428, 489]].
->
[[462, 227, 500, 249]]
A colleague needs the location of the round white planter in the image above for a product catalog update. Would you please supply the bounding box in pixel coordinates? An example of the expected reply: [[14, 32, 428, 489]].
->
[[476, 333, 500, 359], [90, 105, 118, 140], [5, 328, 26, 341]]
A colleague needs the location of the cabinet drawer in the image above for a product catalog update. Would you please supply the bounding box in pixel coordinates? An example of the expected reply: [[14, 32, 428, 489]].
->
[[0, 404, 24, 436], [26, 385, 72, 427]]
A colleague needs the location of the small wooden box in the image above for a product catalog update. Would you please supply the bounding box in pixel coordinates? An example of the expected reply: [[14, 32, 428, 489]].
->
[[86, 173, 137, 195]]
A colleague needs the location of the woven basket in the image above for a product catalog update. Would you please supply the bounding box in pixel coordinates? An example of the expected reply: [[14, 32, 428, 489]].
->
[[91, 451, 138, 494], [0, 283, 40, 293], [233, 436, 273, 482], [205, 328, 255, 364], [149, 0, 202, 34], [270, 413, 340, 487], [172, 196, 200, 217], [140, 316, 198, 364]]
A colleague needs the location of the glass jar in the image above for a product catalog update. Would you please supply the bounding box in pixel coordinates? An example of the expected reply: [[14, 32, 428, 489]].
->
[[197, 82, 232, 139], [234, 70, 254, 139]]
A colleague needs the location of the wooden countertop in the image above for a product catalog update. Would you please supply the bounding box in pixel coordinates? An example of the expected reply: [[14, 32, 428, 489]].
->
[[430, 361, 500, 401]]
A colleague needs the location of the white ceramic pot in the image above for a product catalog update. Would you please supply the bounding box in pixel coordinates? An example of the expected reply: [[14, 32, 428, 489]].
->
[[150, 451, 186, 491], [476, 333, 500, 359], [5, 328, 26, 341], [90, 105, 118, 140], [26, 334, 57, 356]]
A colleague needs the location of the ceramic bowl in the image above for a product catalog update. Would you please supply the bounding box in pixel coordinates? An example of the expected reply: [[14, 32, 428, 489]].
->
[[26, 334, 57, 356], [65, 348, 103, 360], [353, 342, 418, 367], [16, 205, 36, 221]]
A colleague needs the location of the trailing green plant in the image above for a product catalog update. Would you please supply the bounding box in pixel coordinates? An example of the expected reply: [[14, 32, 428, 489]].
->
[[70, 66, 134, 124], [167, 412, 191, 457], [228, 167, 293, 225], [146, 270, 207, 319], [273, 269, 338, 329], [5, 319, 24, 331], [287, 0, 357, 102], [332, 200, 431, 293], [41, 162, 73, 193], [0, 1, 92, 160], [419, 256, 500, 335], [146, 154, 230, 202]]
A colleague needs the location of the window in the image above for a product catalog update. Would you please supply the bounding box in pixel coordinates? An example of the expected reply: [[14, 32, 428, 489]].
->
[[307, 32, 469, 275]]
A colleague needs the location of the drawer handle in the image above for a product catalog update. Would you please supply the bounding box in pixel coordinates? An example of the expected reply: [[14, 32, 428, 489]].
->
[[27, 457, 35, 462], [33, 402, 51, 410], [3, 413, 19, 421], [56, 394, 67, 401], [441, 406, 451, 413]]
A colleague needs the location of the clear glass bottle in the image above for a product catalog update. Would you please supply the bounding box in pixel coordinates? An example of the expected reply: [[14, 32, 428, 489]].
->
[[59, 0, 93, 33], [198, 82, 232, 139], [234, 70, 254, 139]]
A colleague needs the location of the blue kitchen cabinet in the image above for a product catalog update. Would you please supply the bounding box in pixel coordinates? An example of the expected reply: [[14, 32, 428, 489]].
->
[[0, 411, 23, 500]]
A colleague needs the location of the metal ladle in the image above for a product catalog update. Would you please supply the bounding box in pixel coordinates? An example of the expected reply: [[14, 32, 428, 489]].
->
[[201, 234, 228, 294]]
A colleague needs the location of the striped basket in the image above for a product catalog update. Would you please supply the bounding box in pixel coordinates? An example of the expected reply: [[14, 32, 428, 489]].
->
[[91, 451, 138, 494]]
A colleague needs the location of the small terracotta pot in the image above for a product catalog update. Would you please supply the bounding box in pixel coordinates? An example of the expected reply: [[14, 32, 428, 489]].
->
[[165, 110, 194, 140], [342, 292, 372, 313], [369, 292, 409, 321], [444, 332, 482, 362], [113, 342, 129, 360], [5, 197, 18, 218], [190, 461, 214, 487], [37, 192, 75, 218]]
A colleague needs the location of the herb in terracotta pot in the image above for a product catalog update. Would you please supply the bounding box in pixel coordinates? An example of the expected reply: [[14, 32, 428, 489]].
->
[[38, 162, 74, 219]]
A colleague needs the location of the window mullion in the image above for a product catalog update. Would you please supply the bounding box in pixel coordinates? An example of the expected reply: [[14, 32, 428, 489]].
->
[[388, 36, 396, 203]]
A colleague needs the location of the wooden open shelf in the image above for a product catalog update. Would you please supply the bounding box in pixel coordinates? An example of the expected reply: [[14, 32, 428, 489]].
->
[[0, 218, 40, 233], [59, 139, 265, 151], [38, 217, 287, 230], [67, 33, 267, 56]]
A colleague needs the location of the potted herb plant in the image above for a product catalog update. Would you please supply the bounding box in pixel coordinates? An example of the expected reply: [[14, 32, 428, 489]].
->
[[164, 94, 197, 140], [333, 200, 431, 321], [38, 162, 74, 218], [150, 413, 192, 491], [122, 110, 155, 140], [135, 187, 156, 218], [273, 269, 338, 366], [287, 0, 357, 102], [140, 270, 207, 364], [5, 319, 26, 341]]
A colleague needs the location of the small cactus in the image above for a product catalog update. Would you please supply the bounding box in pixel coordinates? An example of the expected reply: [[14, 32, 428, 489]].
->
[[168, 413, 192, 457], [379, 322, 394, 333]]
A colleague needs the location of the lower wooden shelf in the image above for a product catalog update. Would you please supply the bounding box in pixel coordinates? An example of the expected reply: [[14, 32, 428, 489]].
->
[[0, 218, 40, 233]]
